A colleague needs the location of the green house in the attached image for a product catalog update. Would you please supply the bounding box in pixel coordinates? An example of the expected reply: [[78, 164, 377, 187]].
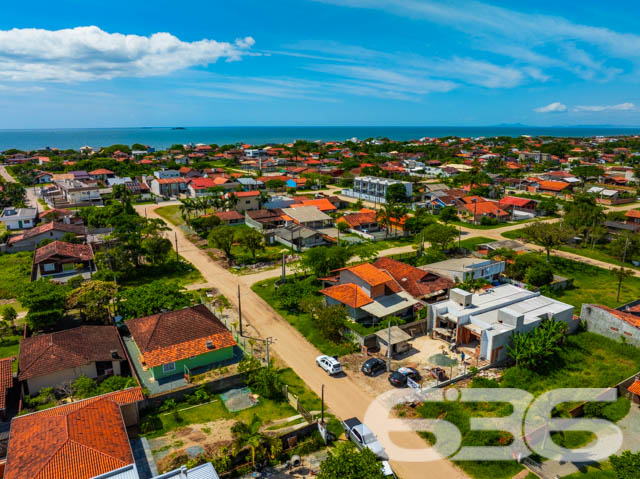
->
[[127, 304, 236, 381]]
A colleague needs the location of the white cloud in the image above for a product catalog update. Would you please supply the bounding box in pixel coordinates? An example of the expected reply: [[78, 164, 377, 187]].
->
[[0, 26, 255, 82], [573, 102, 635, 112], [534, 102, 567, 113]]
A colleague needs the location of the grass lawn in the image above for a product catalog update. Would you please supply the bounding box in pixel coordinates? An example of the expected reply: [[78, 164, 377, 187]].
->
[[252, 277, 355, 357], [457, 236, 494, 251], [155, 204, 185, 227], [449, 217, 541, 230], [118, 257, 204, 289], [562, 463, 616, 478], [145, 366, 326, 438], [0, 335, 22, 371], [545, 256, 640, 309], [500, 227, 528, 240], [0, 252, 33, 299]]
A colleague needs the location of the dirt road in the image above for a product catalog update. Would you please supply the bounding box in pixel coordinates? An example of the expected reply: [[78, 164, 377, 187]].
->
[[136, 203, 469, 479], [0, 165, 16, 183]]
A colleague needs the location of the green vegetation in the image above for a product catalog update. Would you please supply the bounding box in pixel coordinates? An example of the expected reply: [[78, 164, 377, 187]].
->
[[155, 204, 185, 226], [318, 442, 385, 479], [117, 280, 194, 320], [458, 236, 494, 251], [0, 252, 32, 299], [252, 277, 355, 356], [0, 335, 20, 371]]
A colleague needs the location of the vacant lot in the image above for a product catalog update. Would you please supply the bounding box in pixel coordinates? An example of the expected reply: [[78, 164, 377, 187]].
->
[[0, 252, 32, 299]]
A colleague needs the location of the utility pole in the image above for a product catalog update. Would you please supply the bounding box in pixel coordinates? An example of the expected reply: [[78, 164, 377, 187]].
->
[[387, 321, 392, 372], [281, 250, 286, 283], [265, 337, 271, 366], [237, 284, 243, 337], [174, 231, 179, 261], [321, 384, 325, 424]]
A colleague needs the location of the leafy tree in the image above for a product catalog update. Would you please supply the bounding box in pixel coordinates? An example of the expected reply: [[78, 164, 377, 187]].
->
[[507, 319, 568, 369], [570, 165, 604, 188], [563, 194, 604, 237], [385, 183, 408, 203], [117, 280, 192, 319], [276, 277, 319, 312], [66, 280, 118, 323], [522, 222, 572, 262], [614, 266, 633, 303], [610, 450, 640, 479], [336, 220, 350, 241], [301, 246, 353, 277], [208, 225, 235, 260], [314, 304, 347, 341], [238, 228, 265, 259], [537, 198, 559, 216], [318, 442, 385, 479], [404, 209, 435, 233], [237, 356, 283, 399], [608, 232, 640, 264], [19, 279, 68, 331], [141, 235, 172, 265], [422, 223, 458, 251], [525, 262, 554, 287], [439, 206, 459, 224], [1, 305, 17, 330], [231, 414, 269, 469], [349, 242, 378, 263], [265, 179, 286, 191]]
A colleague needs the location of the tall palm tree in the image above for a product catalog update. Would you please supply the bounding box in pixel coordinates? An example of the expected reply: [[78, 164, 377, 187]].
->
[[231, 414, 266, 469], [390, 204, 408, 237], [226, 192, 239, 211], [178, 198, 195, 224], [378, 203, 394, 238]]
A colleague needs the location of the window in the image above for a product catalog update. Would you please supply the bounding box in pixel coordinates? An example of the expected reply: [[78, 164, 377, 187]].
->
[[43, 263, 56, 272], [162, 362, 176, 373]]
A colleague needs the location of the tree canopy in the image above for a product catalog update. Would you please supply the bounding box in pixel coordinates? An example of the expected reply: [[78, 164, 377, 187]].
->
[[117, 280, 192, 319]]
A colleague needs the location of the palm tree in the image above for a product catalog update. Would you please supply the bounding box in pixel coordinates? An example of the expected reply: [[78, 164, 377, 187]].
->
[[231, 414, 266, 469], [614, 266, 633, 302], [226, 192, 239, 211], [258, 190, 270, 208], [390, 204, 408, 237], [378, 203, 394, 238], [178, 198, 195, 224]]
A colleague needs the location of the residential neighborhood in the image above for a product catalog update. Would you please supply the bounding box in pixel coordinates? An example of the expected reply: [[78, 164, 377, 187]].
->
[[3, 133, 640, 479]]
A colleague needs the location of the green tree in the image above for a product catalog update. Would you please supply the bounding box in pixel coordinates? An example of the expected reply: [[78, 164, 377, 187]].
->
[[265, 179, 286, 191], [570, 165, 604, 188], [238, 228, 265, 259], [231, 414, 268, 469], [537, 198, 559, 216], [439, 206, 459, 224], [522, 222, 572, 262], [1, 305, 17, 330], [385, 183, 408, 203], [422, 223, 458, 251], [66, 280, 118, 323], [301, 246, 353, 277], [117, 280, 192, 319], [276, 277, 318, 312], [525, 262, 554, 287], [336, 221, 350, 241], [507, 319, 568, 369], [314, 304, 347, 341], [614, 266, 633, 303], [318, 442, 385, 479], [141, 235, 173, 265], [19, 279, 68, 331], [208, 225, 235, 260], [610, 450, 640, 479]]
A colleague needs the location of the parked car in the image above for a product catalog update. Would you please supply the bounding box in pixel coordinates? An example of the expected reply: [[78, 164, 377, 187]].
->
[[341, 417, 388, 460], [361, 358, 386, 376], [388, 367, 421, 388], [316, 355, 342, 375], [429, 367, 447, 381]]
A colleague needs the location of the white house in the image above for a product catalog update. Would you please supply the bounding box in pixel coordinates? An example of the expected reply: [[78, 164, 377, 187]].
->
[[422, 258, 505, 283], [0, 207, 37, 230], [427, 285, 577, 363], [153, 169, 180, 179]]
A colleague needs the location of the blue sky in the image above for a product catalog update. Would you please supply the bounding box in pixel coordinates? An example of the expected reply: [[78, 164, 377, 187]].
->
[[1, 0, 640, 128]]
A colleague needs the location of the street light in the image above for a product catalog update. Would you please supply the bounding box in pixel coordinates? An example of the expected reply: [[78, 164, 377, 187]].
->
[[472, 197, 478, 224]]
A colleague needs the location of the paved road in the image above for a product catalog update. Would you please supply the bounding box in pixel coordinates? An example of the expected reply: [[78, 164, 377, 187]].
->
[[136, 203, 469, 479]]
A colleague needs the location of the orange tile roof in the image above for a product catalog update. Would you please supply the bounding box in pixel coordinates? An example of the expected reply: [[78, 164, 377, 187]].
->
[[0, 357, 13, 410], [34, 240, 94, 264], [290, 198, 337, 212], [463, 201, 510, 217], [625, 210, 640, 219], [628, 379, 640, 396], [156, 177, 186, 184], [4, 395, 135, 479], [320, 283, 373, 308], [338, 211, 378, 228], [373, 257, 453, 299], [594, 304, 640, 329], [538, 180, 570, 192], [347, 263, 394, 286], [127, 305, 236, 368], [88, 168, 114, 175]]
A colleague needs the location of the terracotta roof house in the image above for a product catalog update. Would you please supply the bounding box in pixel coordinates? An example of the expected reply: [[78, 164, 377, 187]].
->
[[209, 210, 245, 225], [186, 177, 218, 197], [7, 221, 87, 252], [498, 196, 537, 214], [0, 357, 14, 418], [229, 190, 261, 212], [4, 388, 144, 479], [18, 325, 128, 395], [460, 200, 510, 223], [31, 240, 96, 282], [88, 168, 115, 181], [127, 305, 236, 382], [337, 209, 379, 233], [625, 209, 640, 224], [320, 263, 418, 324], [373, 257, 453, 302], [537, 180, 571, 195], [289, 198, 337, 213], [38, 207, 82, 225]]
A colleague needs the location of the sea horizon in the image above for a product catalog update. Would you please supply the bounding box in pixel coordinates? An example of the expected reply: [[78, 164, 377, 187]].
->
[[1, 125, 640, 151]]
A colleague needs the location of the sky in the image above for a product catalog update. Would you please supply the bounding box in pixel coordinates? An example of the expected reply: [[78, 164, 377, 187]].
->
[[1, 0, 640, 128]]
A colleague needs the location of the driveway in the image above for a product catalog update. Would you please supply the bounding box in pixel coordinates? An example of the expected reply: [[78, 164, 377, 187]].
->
[[136, 203, 470, 479]]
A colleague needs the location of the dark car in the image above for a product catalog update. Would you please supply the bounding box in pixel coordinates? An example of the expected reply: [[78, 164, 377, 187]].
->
[[361, 358, 386, 376], [430, 367, 447, 381], [388, 367, 421, 387]]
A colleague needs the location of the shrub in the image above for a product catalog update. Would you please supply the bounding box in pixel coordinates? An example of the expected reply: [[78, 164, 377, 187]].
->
[[480, 216, 499, 226], [525, 262, 554, 287], [140, 414, 162, 434]]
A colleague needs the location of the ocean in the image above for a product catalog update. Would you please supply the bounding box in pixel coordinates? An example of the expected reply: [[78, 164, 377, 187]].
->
[[0, 126, 639, 151]]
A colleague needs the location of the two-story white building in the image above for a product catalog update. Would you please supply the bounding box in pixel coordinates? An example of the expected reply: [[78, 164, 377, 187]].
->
[[342, 176, 413, 204], [422, 258, 505, 283], [0, 207, 37, 230]]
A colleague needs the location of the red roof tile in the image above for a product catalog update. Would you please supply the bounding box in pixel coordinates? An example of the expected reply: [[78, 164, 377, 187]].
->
[[498, 196, 536, 208], [4, 395, 135, 479], [593, 305, 640, 329], [88, 168, 114, 175], [320, 283, 373, 308], [625, 210, 640, 219], [373, 257, 453, 299], [538, 180, 570, 192], [127, 305, 236, 368], [628, 379, 640, 396], [346, 263, 395, 287], [0, 357, 13, 410], [20, 221, 86, 242], [18, 326, 125, 381], [34, 241, 94, 264]]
